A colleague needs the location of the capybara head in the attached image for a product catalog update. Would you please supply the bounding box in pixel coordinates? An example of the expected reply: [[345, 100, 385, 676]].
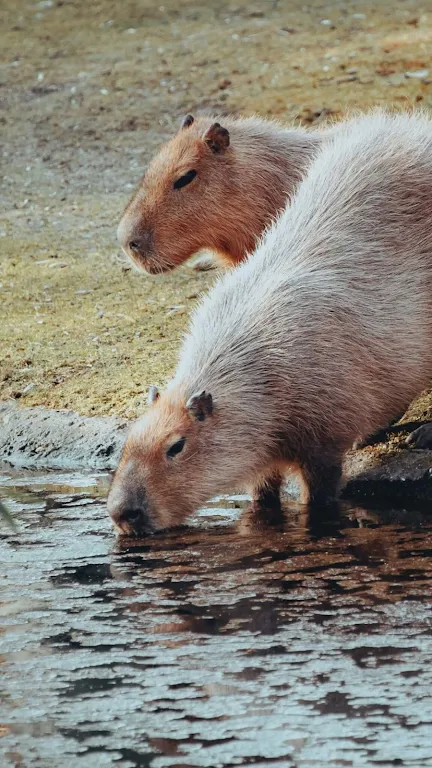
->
[[107, 382, 269, 536], [107, 386, 219, 535], [117, 114, 235, 274]]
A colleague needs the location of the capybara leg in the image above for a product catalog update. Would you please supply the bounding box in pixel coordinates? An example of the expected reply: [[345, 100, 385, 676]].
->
[[251, 474, 282, 513], [192, 254, 218, 272], [300, 451, 342, 506], [246, 474, 283, 526], [406, 421, 432, 449]]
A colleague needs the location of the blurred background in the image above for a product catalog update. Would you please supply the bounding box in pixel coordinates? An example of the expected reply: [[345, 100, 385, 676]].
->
[[1, 0, 431, 419]]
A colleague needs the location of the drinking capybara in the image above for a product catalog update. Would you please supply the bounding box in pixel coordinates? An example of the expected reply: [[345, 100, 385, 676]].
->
[[108, 111, 432, 536], [117, 113, 326, 273]]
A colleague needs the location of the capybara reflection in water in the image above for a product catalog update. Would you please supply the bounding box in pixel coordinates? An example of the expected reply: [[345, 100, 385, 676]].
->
[[108, 112, 432, 536]]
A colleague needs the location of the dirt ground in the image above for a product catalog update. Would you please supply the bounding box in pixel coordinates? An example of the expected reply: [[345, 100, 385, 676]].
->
[[1, 0, 432, 419]]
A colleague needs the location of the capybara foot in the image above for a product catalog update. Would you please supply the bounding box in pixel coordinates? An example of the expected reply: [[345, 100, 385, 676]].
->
[[300, 452, 342, 506], [249, 475, 282, 521]]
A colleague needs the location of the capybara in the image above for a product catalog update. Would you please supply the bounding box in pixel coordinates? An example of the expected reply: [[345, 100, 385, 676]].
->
[[108, 111, 432, 536], [117, 113, 326, 273]]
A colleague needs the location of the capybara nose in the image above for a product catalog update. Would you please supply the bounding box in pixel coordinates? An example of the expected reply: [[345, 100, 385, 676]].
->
[[128, 233, 152, 258], [108, 502, 154, 536], [107, 486, 154, 536]]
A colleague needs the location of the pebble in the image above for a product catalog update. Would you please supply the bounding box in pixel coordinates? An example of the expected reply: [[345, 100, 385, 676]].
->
[[166, 305, 185, 316], [337, 75, 358, 83], [405, 69, 429, 79]]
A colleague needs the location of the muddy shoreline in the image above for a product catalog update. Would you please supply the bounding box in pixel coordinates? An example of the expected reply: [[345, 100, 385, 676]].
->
[[2, 400, 432, 505]]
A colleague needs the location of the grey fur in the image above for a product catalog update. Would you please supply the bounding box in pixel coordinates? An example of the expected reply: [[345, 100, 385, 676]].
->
[[168, 111, 432, 500]]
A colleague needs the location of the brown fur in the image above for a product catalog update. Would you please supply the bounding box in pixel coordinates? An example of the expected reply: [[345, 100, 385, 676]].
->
[[117, 114, 324, 273]]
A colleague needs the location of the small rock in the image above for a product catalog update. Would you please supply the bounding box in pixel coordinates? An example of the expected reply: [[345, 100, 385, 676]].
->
[[337, 74, 358, 83], [405, 69, 429, 79], [167, 305, 185, 316]]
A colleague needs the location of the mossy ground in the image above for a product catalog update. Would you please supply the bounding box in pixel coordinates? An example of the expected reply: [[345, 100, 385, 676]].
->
[[1, 0, 432, 419]]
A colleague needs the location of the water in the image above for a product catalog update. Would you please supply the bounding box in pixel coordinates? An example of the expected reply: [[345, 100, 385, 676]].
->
[[0, 468, 431, 768]]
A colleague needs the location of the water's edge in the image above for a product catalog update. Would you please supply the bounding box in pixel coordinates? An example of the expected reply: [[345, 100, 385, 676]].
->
[[2, 400, 432, 504]]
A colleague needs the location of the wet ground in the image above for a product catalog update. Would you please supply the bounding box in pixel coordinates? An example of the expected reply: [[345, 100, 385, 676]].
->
[[1, 470, 431, 767]]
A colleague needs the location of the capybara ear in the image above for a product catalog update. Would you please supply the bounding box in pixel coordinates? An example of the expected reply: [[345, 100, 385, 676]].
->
[[186, 390, 213, 421], [203, 123, 230, 153], [180, 114, 195, 130], [148, 385, 160, 406]]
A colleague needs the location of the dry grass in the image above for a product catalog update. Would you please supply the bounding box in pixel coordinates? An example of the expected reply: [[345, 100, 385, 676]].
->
[[1, 0, 432, 418]]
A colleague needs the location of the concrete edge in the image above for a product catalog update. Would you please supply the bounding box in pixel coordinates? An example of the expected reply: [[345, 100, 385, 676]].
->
[[0, 400, 129, 471], [1, 401, 432, 504]]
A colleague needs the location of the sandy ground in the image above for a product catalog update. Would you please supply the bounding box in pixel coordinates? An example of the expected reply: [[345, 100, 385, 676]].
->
[[1, 0, 432, 419]]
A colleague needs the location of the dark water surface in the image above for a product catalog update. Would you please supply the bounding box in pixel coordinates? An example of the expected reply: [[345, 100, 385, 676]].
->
[[1, 469, 431, 768]]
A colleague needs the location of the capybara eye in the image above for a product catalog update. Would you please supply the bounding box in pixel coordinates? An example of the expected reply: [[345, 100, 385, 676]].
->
[[166, 437, 186, 458], [173, 170, 197, 190]]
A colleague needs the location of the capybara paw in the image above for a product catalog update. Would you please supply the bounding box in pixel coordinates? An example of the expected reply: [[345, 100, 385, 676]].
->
[[406, 422, 432, 449]]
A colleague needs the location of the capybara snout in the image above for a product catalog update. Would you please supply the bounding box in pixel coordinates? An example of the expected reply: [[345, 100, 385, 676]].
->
[[107, 388, 216, 536], [107, 460, 155, 536], [116, 214, 161, 274]]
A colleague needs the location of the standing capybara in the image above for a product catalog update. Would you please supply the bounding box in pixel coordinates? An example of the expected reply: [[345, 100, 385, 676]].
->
[[117, 113, 327, 273], [108, 111, 432, 536]]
